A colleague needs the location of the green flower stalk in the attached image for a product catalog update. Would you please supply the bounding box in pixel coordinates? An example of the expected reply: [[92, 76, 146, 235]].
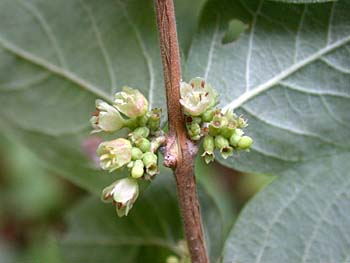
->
[[97, 138, 132, 172], [180, 77, 217, 116], [90, 99, 126, 133], [101, 178, 139, 217], [201, 136, 215, 164], [114, 87, 149, 118]]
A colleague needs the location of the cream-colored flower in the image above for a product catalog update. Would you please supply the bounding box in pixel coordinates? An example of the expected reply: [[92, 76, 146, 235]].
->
[[114, 87, 149, 118]]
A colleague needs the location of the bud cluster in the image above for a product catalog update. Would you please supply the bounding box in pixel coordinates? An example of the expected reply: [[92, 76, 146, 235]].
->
[[90, 87, 165, 217], [180, 78, 254, 164]]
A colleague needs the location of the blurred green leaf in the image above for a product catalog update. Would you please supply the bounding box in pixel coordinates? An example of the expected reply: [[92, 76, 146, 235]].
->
[[223, 152, 350, 262], [0, 0, 164, 194], [61, 166, 235, 263], [186, 0, 350, 175]]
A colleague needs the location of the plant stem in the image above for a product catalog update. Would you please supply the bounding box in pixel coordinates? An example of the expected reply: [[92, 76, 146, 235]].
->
[[154, 1, 209, 262]]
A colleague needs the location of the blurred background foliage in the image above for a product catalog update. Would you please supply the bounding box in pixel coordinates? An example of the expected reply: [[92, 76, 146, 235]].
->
[[0, 0, 275, 261]]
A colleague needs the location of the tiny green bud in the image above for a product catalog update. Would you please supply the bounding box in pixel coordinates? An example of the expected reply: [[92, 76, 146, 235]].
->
[[166, 255, 180, 263], [114, 87, 149, 118], [237, 136, 253, 150], [129, 127, 150, 143], [131, 147, 143, 160], [190, 123, 201, 135], [201, 136, 215, 163], [142, 152, 158, 176], [214, 135, 229, 149], [90, 99, 126, 133], [201, 109, 215, 122], [101, 178, 139, 217], [215, 135, 233, 159], [237, 115, 248, 128], [148, 108, 162, 131], [203, 136, 214, 153], [229, 129, 244, 146], [97, 138, 132, 172], [209, 114, 228, 136], [135, 138, 151, 153], [131, 160, 144, 179]]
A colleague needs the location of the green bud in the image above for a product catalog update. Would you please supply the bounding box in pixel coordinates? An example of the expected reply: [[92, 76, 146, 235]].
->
[[114, 87, 149, 118], [131, 160, 144, 179], [201, 109, 215, 122], [101, 178, 139, 217], [237, 115, 248, 128], [148, 108, 162, 131], [209, 114, 228, 136], [190, 134, 201, 141], [214, 135, 229, 149], [129, 127, 150, 143], [229, 129, 244, 147], [214, 135, 233, 159], [137, 114, 149, 127], [97, 138, 132, 172], [166, 256, 180, 263], [203, 136, 214, 153], [237, 136, 253, 150], [201, 137, 215, 163], [190, 123, 201, 134], [142, 152, 158, 176], [135, 138, 151, 153], [131, 147, 143, 160]]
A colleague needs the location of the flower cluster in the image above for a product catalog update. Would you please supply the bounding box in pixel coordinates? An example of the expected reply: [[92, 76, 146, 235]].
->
[[90, 87, 164, 217], [180, 77, 253, 164]]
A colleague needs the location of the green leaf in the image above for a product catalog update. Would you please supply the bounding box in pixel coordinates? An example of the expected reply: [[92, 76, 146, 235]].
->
[[61, 168, 235, 263], [0, 0, 164, 193], [268, 0, 336, 3], [186, 0, 350, 175], [223, 152, 350, 262]]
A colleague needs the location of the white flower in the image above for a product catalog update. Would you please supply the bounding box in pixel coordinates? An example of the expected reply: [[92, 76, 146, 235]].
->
[[179, 77, 217, 116], [101, 178, 139, 217], [90, 99, 125, 133], [114, 87, 149, 118], [97, 138, 132, 172]]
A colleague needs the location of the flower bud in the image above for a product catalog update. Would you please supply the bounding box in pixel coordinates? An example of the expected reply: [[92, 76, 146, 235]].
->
[[90, 99, 125, 133], [131, 147, 143, 160], [237, 115, 248, 128], [209, 114, 228, 136], [237, 136, 253, 150], [201, 109, 215, 122], [148, 108, 162, 131], [142, 152, 158, 176], [215, 135, 233, 159], [135, 138, 151, 153], [114, 87, 149, 118], [101, 178, 139, 217], [202, 136, 215, 164], [131, 160, 144, 179], [129, 127, 150, 143], [179, 78, 218, 116], [229, 129, 244, 147], [97, 138, 132, 172]]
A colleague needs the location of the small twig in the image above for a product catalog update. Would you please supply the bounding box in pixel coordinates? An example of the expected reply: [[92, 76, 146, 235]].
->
[[154, 0, 209, 262]]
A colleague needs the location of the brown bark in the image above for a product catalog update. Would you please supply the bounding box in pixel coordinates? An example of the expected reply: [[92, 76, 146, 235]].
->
[[154, 0, 209, 262]]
